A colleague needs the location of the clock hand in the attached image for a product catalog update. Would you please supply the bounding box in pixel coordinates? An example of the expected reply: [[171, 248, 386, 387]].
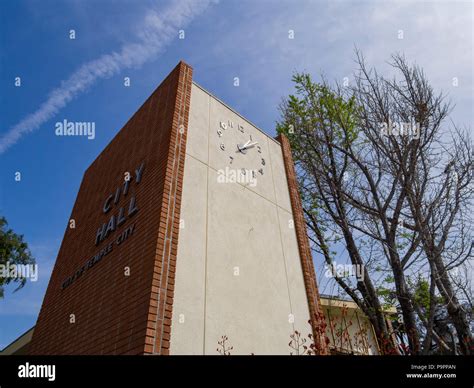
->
[[240, 141, 259, 150], [245, 141, 258, 148], [237, 140, 251, 153]]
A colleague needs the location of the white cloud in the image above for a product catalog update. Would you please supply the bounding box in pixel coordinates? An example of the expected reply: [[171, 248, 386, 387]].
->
[[0, 0, 216, 154], [197, 0, 472, 131]]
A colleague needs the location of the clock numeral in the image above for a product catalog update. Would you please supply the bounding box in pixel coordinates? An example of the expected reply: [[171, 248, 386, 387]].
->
[[238, 124, 244, 133], [258, 168, 264, 175], [220, 121, 228, 130], [217, 129, 223, 137], [229, 156, 234, 164], [249, 134, 253, 141], [257, 145, 262, 153], [241, 168, 246, 176], [252, 170, 256, 179], [220, 143, 226, 151], [261, 158, 266, 166], [228, 120, 234, 128]]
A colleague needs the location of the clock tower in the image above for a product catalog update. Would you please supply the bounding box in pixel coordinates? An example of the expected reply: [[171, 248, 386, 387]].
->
[[28, 61, 327, 355]]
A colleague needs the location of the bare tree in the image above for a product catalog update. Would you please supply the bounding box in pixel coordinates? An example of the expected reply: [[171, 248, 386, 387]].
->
[[379, 55, 473, 354], [277, 51, 473, 355], [352, 52, 473, 354]]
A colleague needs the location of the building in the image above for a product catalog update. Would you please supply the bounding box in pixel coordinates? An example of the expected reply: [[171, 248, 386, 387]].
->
[[1, 295, 396, 355], [320, 295, 398, 355], [2, 62, 400, 356], [17, 61, 327, 355], [1, 327, 34, 356]]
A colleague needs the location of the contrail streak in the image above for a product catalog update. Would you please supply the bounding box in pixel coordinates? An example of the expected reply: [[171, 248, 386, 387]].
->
[[0, 0, 215, 154]]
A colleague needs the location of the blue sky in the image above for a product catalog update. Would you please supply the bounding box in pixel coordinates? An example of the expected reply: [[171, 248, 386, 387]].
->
[[0, 0, 472, 348]]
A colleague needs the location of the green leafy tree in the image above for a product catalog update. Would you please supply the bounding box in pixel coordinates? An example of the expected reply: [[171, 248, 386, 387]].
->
[[0, 216, 35, 297], [277, 51, 473, 355], [277, 73, 399, 354]]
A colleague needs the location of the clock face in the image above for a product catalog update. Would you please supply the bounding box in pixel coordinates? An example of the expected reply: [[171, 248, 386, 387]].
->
[[216, 119, 266, 183]]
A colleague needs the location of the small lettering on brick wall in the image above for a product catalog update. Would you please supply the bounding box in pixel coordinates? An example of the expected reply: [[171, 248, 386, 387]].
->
[[61, 162, 145, 290]]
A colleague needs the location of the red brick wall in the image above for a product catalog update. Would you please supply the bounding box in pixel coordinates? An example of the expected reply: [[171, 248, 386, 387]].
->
[[277, 134, 329, 355], [28, 61, 193, 355], [145, 62, 192, 355]]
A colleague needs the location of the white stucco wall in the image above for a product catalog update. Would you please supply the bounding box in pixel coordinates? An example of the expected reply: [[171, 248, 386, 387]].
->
[[170, 83, 312, 355]]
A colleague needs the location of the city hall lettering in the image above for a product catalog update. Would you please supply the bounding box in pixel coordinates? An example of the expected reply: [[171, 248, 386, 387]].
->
[[61, 162, 144, 290], [95, 162, 144, 245]]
